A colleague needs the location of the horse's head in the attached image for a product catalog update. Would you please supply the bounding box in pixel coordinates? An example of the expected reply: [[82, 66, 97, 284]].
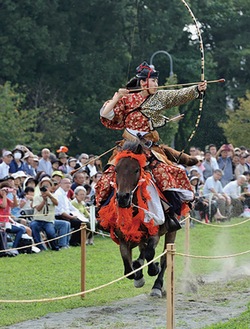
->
[[115, 141, 146, 208]]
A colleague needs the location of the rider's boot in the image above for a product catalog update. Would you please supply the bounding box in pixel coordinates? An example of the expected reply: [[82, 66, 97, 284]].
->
[[161, 145, 198, 166]]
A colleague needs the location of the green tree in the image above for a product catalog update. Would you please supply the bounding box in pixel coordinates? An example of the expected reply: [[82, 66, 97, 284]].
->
[[0, 82, 38, 149], [219, 91, 250, 147]]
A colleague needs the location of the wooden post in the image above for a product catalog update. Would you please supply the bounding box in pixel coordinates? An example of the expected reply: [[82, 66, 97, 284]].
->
[[81, 223, 87, 299], [184, 215, 190, 271], [166, 243, 176, 329]]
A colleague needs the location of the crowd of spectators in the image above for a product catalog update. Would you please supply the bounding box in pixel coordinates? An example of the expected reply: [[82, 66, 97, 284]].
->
[[186, 144, 250, 222], [0, 145, 103, 256], [0, 142, 249, 256]]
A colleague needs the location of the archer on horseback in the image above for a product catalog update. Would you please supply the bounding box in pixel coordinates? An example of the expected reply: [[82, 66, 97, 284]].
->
[[95, 61, 207, 228]]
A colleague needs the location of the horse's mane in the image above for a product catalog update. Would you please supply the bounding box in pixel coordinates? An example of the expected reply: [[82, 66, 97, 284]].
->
[[122, 140, 144, 154], [115, 141, 147, 168]]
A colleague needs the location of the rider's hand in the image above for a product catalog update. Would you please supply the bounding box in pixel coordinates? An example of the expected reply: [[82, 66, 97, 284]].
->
[[113, 88, 129, 100], [197, 81, 207, 92]]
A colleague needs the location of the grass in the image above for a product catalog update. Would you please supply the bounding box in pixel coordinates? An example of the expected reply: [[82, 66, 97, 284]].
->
[[0, 217, 249, 327]]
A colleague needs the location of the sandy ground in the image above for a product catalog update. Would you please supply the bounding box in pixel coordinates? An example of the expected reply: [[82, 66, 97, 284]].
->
[[3, 265, 250, 329]]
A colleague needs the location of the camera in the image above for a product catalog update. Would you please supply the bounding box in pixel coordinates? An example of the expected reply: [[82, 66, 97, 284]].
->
[[40, 186, 48, 193], [1, 187, 14, 193]]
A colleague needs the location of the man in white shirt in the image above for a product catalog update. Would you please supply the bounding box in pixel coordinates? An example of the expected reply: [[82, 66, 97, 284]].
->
[[203, 169, 231, 217], [223, 175, 247, 217], [0, 151, 13, 179], [54, 178, 83, 246]]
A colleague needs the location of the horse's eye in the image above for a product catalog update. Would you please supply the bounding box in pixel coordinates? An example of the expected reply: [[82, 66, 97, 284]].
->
[[135, 168, 140, 174]]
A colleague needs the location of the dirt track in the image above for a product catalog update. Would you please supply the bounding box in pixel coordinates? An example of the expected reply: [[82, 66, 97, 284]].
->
[[3, 266, 250, 329]]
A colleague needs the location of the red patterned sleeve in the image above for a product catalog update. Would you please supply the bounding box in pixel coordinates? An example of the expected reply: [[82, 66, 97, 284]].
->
[[100, 98, 126, 130]]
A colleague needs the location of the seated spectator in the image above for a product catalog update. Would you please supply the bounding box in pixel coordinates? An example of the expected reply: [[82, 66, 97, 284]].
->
[[67, 158, 78, 174], [51, 179, 71, 249], [51, 158, 60, 172], [9, 148, 25, 174], [19, 186, 35, 225], [86, 154, 97, 179], [58, 152, 68, 174], [0, 151, 13, 179], [71, 186, 93, 245], [54, 178, 83, 246], [203, 169, 231, 217], [202, 151, 218, 181], [190, 176, 225, 222], [37, 148, 52, 175], [71, 171, 89, 191], [51, 170, 64, 183], [216, 144, 234, 187], [235, 155, 248, 179], [31, 155, 39, 176], [0, 182, 26, 255], [223, 175, 247, 217], [91, 171, 103, 190], [30, 177, 59, 251], [77, 153, 89, 172], [94, 158, 103, 172], [22, 151, 36, 177]]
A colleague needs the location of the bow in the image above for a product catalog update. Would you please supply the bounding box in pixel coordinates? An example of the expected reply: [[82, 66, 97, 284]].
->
[[180, 0, 205, 148]]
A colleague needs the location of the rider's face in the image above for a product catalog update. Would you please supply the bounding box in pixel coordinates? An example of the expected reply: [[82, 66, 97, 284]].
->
[[141, 78, 158, 94]]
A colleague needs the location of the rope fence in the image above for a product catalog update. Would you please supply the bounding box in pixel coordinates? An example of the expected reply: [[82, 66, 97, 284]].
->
[[0, 215, 249, 305]]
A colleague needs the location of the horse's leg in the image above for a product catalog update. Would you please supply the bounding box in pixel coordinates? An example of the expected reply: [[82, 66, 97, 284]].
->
[[150, 231, 176, 297], [133, 243, 146, 288], [145, 235, 161, 277], [119, 241, 134, 280]]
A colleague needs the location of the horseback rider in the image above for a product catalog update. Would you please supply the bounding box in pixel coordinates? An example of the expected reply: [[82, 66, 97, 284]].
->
[[95, 61, 207, 228]]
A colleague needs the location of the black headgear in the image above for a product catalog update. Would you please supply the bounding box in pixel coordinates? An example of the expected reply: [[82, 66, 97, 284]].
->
[[126, 61, 159, 90], [135, 61, 159, 79]]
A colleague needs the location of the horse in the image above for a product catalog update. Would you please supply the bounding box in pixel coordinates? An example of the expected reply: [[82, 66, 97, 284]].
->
[[98, 140, 179, 297]]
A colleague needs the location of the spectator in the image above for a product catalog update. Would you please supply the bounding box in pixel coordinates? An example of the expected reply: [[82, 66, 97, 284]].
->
[[235, 154, 248, 179], [30, 177, 59, 251], [71, 186, 93, 245], [71, 186, 90, 220], [51, 158, 60, 171], [216, 144, 234, 187], [189, 146, 198, 156], [22, 151, 36, 177], [51, 170, 64, 183], [203, 169, 231, 217], [94, 158, 103, 172], [9, 148, 25, 174], [58, 152, 68, 174], [30, 155, 39, 176], [67, 157, 78, 174], [37, 148, 52, 175], [203, 151, 219, 181], [71, 171, 89, 191], [0, 182, 26, 255], [195, 155, 205, 183], [86, 154, 97, 179], [19, 186, 35, 225], [189, 176, 223, 222], [50, 179, 71, 249], [77, 153, 89, 172], [0, 151, 13, 179], [91, 171, 103, 190], [223, 175, 247, 217], [54, 178, 83, 246], [244, 154, 250, 171]]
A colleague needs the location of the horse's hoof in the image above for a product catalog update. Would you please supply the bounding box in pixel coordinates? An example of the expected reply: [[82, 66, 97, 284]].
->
[[134, 277, 145, 288], [150, 288, 162, 298], [148, 262, 160, 276]]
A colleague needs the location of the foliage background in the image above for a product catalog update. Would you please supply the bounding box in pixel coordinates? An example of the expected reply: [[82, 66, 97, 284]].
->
[[0, 0, 249, 155]]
